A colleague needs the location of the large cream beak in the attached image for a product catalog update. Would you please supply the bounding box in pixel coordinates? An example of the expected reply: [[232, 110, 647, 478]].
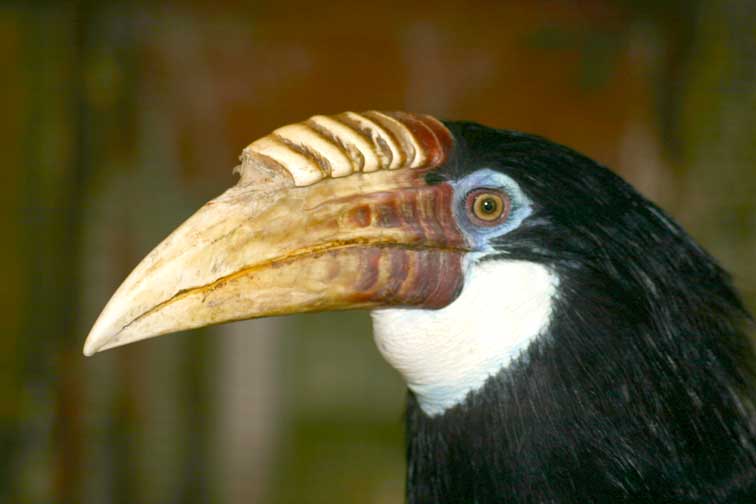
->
[[84, 111, 467, 356]]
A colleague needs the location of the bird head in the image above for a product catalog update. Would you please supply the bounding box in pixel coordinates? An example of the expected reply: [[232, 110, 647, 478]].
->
[[85, 111, 753, 421]]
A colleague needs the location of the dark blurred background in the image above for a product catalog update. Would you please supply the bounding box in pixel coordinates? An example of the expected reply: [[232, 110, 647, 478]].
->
[[2, 1, 754, 502]]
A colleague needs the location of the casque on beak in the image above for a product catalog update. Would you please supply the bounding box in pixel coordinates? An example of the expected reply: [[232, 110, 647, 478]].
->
[[84, 111, 468, 356]]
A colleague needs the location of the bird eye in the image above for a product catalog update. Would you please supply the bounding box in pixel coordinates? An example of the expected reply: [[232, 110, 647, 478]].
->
[[466, 189, 510, 226]]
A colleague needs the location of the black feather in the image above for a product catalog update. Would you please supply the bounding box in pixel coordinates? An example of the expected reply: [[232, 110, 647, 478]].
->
[[406, 122, 756, 504]]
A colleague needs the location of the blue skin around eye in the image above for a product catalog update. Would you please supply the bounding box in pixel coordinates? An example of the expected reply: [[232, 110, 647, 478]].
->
[[451, 169, 533, 252]]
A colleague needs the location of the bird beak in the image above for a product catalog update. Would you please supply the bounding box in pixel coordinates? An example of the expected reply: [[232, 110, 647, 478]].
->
[[84, 111, 468, 356]]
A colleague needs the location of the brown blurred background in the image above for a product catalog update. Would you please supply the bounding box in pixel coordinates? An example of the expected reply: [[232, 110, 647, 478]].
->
[[2, 1, 754, 502]]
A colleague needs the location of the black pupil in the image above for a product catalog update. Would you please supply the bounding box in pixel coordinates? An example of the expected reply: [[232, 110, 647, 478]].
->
[[480, 197, 497, 214]]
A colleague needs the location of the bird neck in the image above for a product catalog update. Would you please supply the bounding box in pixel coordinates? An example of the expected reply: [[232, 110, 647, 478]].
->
[[372, 259, 557, 415], [404, 263, 756, 503]]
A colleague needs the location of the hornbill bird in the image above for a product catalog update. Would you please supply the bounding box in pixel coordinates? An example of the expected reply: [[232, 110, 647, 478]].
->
[[85, 111, 756, 503]]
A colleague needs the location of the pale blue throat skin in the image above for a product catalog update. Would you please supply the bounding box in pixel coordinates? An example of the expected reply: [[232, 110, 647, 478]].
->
[[371, 169, 557, 416]]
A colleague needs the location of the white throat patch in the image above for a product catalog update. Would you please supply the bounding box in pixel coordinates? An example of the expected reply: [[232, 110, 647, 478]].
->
[[371, 258, 557, 416]]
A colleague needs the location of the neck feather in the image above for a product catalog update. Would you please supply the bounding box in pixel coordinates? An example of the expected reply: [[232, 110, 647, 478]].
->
[[372, 258, 556, 415], [404, 254, 756, 503]]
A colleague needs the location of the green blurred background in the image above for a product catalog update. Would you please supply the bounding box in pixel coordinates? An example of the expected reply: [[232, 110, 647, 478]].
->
[[2, 1, 754, 502]]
